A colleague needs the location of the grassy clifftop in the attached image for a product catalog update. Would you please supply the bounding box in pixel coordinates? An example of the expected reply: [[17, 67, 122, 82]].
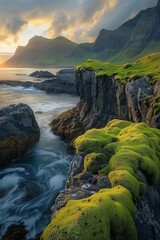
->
[[42, 120, 160, 240], [76, 53, 160, 84]]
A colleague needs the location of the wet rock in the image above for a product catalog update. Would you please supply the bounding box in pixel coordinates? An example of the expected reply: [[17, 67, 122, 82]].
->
[[1, 223, 27, 240], [35, 77, 77, 95], [30, 70, 55, 78], [0, 80, 33, 88], [0, 68, 77, 95], [0, 103, 40, 167], [56, 68, 75, 83]]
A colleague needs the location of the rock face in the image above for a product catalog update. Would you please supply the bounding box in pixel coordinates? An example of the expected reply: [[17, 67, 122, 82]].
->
[[0, 103, 40, 167], [30, 70, 55, 78], [51, 69, 160, 142]]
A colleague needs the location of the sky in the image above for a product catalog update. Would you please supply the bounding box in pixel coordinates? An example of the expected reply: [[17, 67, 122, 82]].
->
[[0, 0, 158, 53]]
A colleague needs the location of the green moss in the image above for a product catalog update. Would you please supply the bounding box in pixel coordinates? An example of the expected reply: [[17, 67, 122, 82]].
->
[[153, 103, 160, 115], [74, 119, 160, 198], [75, 53, 160, 84], [84, 153, 106, 174], [75, 128, 118, 154], [108, 170, 144, 199], [42, 186, 137, 240], [42, 120, 160, 240]]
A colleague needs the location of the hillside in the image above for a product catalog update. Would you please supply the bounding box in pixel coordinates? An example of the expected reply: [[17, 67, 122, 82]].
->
[[77, 53, 160, 83], [2, 0, 160, 68], [2, 36, 78, 68]]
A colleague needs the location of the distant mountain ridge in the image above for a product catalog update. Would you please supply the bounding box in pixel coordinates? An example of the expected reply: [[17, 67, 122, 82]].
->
[[2, 0, 160, 68]]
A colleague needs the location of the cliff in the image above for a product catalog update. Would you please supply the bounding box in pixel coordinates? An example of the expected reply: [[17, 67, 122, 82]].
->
[[51, 53, 160, 143], [41, 53, 160, 240]]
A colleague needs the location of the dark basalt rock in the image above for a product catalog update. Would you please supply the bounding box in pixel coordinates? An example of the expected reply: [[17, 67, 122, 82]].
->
[[30, 70, 55, 78], [35, 68, 76, 94], [135, 182, 160, 240], [1, 223, 27, 240], [0, 68, 77, 95], [0, 80, 33, 88], [51, 69, 160, 143], [49, 69, 160, 240], [0, 103, 40, 167], [56, 68, 75, 83], [2, 223, 42, 240]]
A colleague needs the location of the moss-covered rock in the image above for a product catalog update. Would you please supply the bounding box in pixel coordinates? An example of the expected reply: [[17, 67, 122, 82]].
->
[[42, 186, 137, 240], [84, 153, 106, 174], [76, 53, 160, 84], [74, 119, 160, 198], [42, 119, 160, 240]]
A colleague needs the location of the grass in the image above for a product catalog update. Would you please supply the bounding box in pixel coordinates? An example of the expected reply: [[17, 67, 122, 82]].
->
[[76, 53, 160, 84]]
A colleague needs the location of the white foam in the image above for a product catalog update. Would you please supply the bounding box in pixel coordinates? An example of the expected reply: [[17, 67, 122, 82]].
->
[[49, 174, 66, 189]]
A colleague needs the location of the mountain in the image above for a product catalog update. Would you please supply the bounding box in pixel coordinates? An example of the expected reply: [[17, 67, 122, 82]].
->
[[2, 1, 160, 68], [2, 36, 78, 68], [0, 53, 13, 65], [93, 0, 160, 63]]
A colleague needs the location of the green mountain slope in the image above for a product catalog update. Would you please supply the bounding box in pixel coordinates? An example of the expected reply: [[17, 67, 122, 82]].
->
[[2, 36, 78, 68], [77, 53, 160, 84]]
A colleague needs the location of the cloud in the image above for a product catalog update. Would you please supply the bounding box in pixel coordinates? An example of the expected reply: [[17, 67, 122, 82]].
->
[[0, 0, 158, 51], [80, 0, 107, 22], [46, 12, 76, 37], [6, 17, 27, 35], [45, 0, 158, 42]]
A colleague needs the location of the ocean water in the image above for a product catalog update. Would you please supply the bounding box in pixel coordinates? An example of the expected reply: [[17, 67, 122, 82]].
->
[[0, 68, 62, 81], [0, 69, 79, 238]]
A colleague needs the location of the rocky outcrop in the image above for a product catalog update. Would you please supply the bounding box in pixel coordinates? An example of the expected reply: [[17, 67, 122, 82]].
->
[[42, 120, 160, 240], [0, 69, 77, 95], [51, 69, 160, 142], [56, 68, 75, 82], [0, 103, 40, 167], [30, 70, 55, 78], [35, 71, 76, 95]]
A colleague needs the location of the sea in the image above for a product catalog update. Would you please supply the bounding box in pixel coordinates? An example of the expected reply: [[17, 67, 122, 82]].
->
[[0, 68, 79, 238]]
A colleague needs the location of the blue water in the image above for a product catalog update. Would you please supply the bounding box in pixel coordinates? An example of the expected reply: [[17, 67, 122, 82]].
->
[[0, 83, 79, 238]]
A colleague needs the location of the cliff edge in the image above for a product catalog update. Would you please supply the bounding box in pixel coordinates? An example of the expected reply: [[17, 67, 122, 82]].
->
[[51, 53, 160, 143]]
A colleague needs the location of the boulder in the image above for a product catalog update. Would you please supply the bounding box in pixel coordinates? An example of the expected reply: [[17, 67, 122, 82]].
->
[[0, 103, 40, 167], [30, 70, 55, 78], [1, 223, 27, 240], [35, 78, 77, 95], [35, 69, 77, 95], [56, 68, 75, 83]]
